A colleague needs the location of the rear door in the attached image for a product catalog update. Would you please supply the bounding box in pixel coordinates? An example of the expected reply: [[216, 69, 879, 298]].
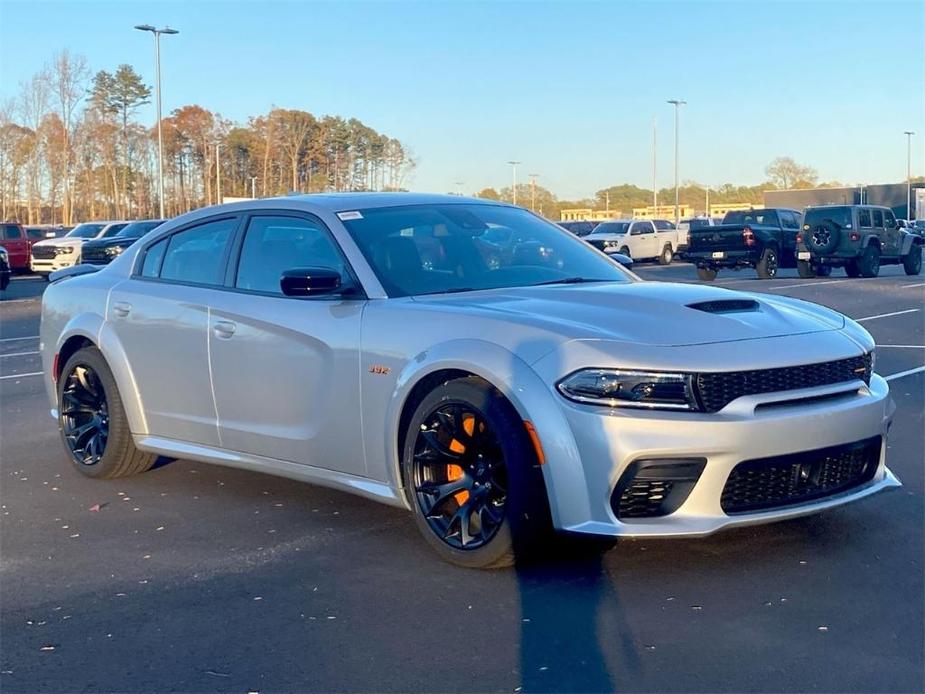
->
[[107, 215, 238, 445], [0, 224, 29, 269]]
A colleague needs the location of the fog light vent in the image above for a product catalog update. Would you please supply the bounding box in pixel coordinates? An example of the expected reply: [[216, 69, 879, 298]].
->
[[612, 459, 706, 519]]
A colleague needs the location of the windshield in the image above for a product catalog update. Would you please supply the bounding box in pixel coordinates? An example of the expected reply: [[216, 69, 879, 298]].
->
[[65, 223, 106, 238], [101, 223, 129, 238], [116, 220, 164, 238], [803, 206, 853, 229], [340, 203, 631, 297], [590, 222, 631, 235]]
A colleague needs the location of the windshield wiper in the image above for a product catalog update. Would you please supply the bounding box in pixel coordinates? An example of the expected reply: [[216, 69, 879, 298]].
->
[[530, 277, 610, 287]]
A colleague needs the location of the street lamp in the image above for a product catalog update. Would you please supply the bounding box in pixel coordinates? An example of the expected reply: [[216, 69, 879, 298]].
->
[[454, 181, 464, 196], [529, 173, 539, 211], [215, 143, 223, 204], [135, 24, 179, 219], [507, 161, 521, 205], [667, 99, 686, 226], [904, 131, 915, 219]]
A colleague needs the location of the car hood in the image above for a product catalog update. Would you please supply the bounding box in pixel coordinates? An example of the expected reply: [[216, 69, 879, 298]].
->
[[32, 238, 88, 248], [411, 281, 845, 347]]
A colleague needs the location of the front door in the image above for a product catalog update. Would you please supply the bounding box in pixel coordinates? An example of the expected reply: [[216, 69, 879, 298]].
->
[[207, 212, 367, 476], [632, 221, 658, 258]]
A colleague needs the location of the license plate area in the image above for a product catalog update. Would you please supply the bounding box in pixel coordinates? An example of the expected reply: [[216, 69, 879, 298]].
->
[[712, 251, 725, 259], [798, 251, 811, 260]]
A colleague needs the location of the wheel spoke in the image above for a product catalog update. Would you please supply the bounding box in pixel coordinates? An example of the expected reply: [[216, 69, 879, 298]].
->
[[418, 478, 469, 513], [420, 429, 462, 459]]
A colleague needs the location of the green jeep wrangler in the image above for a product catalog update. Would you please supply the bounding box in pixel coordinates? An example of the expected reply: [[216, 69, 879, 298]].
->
[[797, 205, 923, 278]]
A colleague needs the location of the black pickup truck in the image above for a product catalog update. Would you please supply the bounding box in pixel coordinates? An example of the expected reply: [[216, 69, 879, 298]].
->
[[686, 208, 805, 281]]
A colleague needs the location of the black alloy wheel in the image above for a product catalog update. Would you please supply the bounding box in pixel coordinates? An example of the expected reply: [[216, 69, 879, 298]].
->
[[756, 247, 779, 279], [61, 364, 109, 466], [412, 403, 508, 550]]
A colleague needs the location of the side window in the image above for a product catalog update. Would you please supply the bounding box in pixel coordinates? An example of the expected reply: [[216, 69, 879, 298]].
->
[[872, 209, 884, 228], [642, 222, 655, 234], [781, 212, 799, 230], [159, 218, 236, 285], [884, 210, 897, 229], [235, 215, 347, 295], [859, 208, 872, 228], [2, 225, 23, 240], [141, 238, 167, 278]]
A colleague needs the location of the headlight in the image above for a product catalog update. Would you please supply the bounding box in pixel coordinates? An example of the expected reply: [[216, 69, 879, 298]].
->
[[0, 249, 8, 262], [604, 240, 619, 249], [55, 246, 75, 255], [558, 369, 699, 411], [105, 245, 125, 256]]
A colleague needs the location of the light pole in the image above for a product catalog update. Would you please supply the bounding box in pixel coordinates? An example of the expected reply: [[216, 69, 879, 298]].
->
[[904, 131, 915, 219], [529, 173, 539, 211], [667, 99, 686, 226], [251, 176, 257, 199], [507, 161, 521, 205], [215, 143, 222, 204], [652, 117, 658, 214], [135, 24, 178, 219], [454, 181, 464, 196]]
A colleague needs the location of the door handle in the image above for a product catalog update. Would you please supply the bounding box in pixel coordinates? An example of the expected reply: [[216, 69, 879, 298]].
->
[[213, 320, 236, 338], [112, 301, 132, 318]]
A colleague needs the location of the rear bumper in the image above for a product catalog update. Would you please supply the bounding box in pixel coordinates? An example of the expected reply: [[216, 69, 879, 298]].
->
[[686, 250, 758, 268]]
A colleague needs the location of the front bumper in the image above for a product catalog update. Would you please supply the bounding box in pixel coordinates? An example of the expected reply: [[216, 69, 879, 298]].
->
[[31, 256, 78, 275], [548, 373, 898, 537]]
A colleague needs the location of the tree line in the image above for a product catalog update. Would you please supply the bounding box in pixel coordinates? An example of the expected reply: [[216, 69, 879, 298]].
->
[[0, 51, 415, 224]]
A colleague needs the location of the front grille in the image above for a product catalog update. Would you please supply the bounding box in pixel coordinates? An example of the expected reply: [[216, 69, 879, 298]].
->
[[81, 247, 109, 264], [720, 437, 881, 514], [31, 246, 58, 260], [587, 239, 607, 251], [696, 354, 871, 413]]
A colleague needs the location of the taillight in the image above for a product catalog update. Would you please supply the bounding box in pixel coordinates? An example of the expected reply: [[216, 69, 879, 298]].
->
[[795, 233, 803, 244], [849, 231, 860, 242], [743, 227, 755, 246]]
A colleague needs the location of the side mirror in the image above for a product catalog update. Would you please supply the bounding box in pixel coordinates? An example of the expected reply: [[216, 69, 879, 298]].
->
[[630, 229, 641, 236], [280, 267, 343, 297], [612, 253, 634, 268]]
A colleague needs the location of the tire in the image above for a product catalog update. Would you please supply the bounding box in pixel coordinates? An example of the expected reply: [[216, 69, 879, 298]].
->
[[659, 244, 673, 265], [755, 247, 779, 279], [57, 346, 156, 479], [797, 260, 816, 278], [845, 261, 861, 278], [805, 222, 841, 255], [858, 245, 880, 278], [902, 244, 922, 275], [815, 264, 832, 277], [402, 376, 551, 569], [619, 246, 630, 257], [696, 266, 718, 282]]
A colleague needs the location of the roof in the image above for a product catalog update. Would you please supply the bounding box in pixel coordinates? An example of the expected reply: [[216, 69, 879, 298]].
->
[[265, 192, 510, 212]]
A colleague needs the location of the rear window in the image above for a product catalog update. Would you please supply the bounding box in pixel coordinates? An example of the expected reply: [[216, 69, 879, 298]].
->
[[803, 207, 853, 229], [687, 219, 712, 230], [723, 210, 778, 226]]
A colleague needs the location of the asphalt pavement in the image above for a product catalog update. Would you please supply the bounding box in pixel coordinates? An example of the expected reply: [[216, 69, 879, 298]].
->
[[1, 264, 923, 693]]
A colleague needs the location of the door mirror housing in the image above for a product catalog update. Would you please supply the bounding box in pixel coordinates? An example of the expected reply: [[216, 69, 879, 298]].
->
[[280, 267, 343, 297], [611, 253, 634, 268], [630, 228, 642, 236]]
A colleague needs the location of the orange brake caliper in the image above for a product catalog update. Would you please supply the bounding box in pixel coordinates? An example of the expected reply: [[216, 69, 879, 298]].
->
[[447, 414, 477, 506]]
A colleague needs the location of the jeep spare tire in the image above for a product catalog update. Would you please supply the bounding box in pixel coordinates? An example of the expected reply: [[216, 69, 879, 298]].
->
[[805, 222, 840, 255]]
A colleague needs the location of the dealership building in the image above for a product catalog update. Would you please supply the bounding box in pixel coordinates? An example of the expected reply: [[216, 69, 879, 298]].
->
[[764, 182, 925, 219]]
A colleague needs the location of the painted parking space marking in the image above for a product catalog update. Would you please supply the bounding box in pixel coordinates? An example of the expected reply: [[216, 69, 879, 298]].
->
[[0, 371, 43, 381], [0, 351, 39, 358], [0, 335, 39, 343], [856, 309, 920, 322], [884, 365, 925, 382]]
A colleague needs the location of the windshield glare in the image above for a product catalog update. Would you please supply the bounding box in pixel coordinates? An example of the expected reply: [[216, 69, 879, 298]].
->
[[591, 222, 630, 235], [340, 204, 631, 297], [66, 223, 105, 238]]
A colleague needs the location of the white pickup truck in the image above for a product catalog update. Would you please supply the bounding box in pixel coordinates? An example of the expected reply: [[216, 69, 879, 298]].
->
[[584, 218, 678, 264]]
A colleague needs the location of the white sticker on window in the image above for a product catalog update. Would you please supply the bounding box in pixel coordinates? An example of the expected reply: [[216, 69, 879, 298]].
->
[[337, 211, 363, 221]]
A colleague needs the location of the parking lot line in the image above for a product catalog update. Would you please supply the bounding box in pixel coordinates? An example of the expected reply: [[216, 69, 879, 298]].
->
[[884, 365, 925, 382], [904, 282, 925, 289], [856, 309, 921, 322], [877, 345, 925, 349], [767, 279, 855, 290], [0, 298, 41, 304], [0, 351, 39, 358], [0, 371, 42, 381], [0, 335, 39, 343]]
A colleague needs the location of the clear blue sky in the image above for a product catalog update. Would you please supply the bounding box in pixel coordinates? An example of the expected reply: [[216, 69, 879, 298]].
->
[[1, 0, 922, 199]]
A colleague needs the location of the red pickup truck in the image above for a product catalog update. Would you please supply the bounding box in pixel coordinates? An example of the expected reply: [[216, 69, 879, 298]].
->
[[0, 223, 37, 271]]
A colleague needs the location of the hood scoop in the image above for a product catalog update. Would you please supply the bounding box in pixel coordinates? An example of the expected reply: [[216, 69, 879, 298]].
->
[[687, 299, 760, 314]]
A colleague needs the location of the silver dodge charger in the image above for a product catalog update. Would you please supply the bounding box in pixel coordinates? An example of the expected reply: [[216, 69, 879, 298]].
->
[[40, 193, 900, 568]]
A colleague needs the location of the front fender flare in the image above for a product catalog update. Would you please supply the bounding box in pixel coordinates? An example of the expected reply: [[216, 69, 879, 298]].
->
[[384, 339, 591, 529]]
